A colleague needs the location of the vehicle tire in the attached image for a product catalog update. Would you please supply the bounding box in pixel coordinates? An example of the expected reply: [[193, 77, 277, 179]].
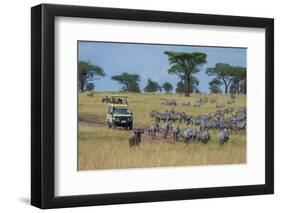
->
[[129, 123, 133, 130], [108, 120, 112, 128], [112, 122, 116, 129]]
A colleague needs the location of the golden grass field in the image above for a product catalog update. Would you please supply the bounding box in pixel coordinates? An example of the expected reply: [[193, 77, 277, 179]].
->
[[78, 92, 246, 170]]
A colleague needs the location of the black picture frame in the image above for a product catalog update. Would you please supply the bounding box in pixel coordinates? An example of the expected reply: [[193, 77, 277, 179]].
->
[[31, 3, 274, 209]]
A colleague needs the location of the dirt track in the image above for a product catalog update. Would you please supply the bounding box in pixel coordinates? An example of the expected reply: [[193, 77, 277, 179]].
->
[[79, 114, 146, 129], [79, 114, 106, 127], [78, 114, 176, 141]]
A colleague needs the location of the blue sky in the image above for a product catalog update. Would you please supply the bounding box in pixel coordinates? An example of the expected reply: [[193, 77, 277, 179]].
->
[[78, 41, 246, 93]]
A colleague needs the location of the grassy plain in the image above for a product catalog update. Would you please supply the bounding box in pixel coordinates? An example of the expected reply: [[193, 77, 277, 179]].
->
[[78, 92, 246, 170]]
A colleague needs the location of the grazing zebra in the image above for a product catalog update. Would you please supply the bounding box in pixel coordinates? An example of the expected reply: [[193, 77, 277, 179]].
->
[[197, 129, 210, 144], [162, 121, 171, 139], [216, 103, 225, 108], [148, 123, 160, 137], [219, 129, 230, 144], [161, 99, 177, 106], [182, 101, 191, 106], [227, 99, 235, 105], [172, 125, 180, 143], [193, 100, 202, 108], [182, 128, 197, 143]]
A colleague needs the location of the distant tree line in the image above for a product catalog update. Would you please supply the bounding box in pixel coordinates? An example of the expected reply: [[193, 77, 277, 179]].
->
[[78, 51, 246, 96]]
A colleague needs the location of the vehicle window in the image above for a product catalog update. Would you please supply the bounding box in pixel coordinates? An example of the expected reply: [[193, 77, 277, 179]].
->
[[113, 108, 130, 114]]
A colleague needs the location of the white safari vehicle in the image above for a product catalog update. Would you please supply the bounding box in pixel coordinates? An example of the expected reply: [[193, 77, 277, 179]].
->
[[106, 95, 133, 129]]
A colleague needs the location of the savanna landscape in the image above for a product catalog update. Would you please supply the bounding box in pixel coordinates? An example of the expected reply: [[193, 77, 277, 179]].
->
[[79, 92, 246, 170], [78, 41, 247, 170]]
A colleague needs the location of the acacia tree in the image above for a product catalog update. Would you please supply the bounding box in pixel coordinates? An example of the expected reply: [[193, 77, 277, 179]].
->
[[86, 82, 95, 92], [111, 72, 141, 92], [189, 76, 200, 93], [165, 51, 207, 97], [206, 63, 232, 94], [230, 66, 246, 95], [176, 81, 184, 96], [78, 61, 105, 92], [162, 82, 173, 94], [209, 78, 222, 94], [144, 79, 161, 92], [206, 63, 246, 94], [176, 76, 199, 96]]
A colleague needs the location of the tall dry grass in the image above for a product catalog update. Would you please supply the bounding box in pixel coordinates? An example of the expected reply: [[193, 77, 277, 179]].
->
[[79, 125, 246, 170]]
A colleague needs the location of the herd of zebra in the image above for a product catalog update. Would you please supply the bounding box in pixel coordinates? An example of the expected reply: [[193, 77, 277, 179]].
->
[[162, 97, 235, 108], [147, 106, 246, 144]]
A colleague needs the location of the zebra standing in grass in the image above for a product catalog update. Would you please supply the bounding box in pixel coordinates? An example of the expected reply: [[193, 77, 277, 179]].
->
[[182, 128, 197, 143], [193, 100, 202, 108], [172, 125, 180, 143], [197, 129, 210, 144], [148, 122, 160, 137], [162, 121, 171, 139], [219, 129, 230, 144]]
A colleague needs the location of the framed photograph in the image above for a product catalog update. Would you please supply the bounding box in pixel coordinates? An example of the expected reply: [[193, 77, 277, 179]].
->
[[31, 4, 274, 209]]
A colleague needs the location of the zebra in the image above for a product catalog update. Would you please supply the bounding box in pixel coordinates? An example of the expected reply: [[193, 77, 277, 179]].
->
[[219, 129, 231, 144], [172, 125, 181, 143], [162, 121, 171, 139], [148, 122, 160, 137], [197, 129, 210, 144], [182, 128, 197, 143]]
